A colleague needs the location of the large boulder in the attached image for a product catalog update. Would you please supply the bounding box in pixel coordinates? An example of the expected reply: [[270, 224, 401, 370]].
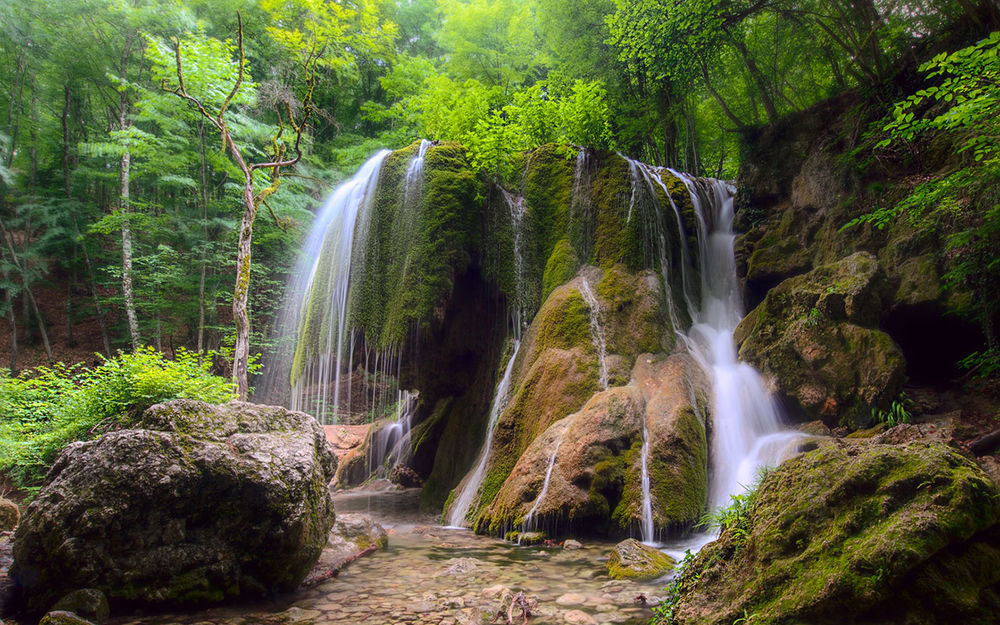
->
[[479, 352, 708, 537], [736, 253, 906, 426], [446, 265, 673, 530], [11, 400, 337, 612], [674, 441, 1000, 625]]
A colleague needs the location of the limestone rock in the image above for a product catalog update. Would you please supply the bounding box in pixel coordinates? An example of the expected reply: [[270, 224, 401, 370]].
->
[[51, 589, 109, 624], [326, 513, 388, 554], [479, 351, 708, 537], [0, 497, 17, 531], [674, 441, 1000, 625], [563, 609, 598, 625], [606, 538, 675, 580], [736, 253, 906, 426], [11, 400, 337, 612], [563, 539, 583, 550]]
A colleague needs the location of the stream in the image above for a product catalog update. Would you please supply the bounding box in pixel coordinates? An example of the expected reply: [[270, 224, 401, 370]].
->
[[107, 488, 665, 625]]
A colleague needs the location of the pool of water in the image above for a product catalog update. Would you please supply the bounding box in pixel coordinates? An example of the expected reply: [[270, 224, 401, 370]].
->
[[106, 486, 670, 625]]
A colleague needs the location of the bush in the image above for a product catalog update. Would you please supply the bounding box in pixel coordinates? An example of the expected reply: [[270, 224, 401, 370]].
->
[[0, 347, 235, 489]]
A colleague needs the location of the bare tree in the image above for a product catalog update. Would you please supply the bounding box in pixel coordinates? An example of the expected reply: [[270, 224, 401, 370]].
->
[[164, 13, 317, 400]]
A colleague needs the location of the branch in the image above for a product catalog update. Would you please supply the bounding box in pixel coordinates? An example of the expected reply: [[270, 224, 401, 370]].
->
[[219, 12, 246, 122]]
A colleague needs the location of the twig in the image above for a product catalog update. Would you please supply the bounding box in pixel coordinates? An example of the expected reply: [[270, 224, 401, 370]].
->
[[299, 545, 378, 589]]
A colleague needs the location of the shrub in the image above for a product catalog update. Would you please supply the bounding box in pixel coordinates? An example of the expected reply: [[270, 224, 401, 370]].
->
[[0, 347, 235, 489]]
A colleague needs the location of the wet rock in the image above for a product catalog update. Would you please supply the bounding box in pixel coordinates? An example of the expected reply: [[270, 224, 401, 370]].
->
[[326, 513, 388, 554], [606, 539, 675, 580], [736, 253, 906, 426], [11, 400, 337, 612], [443, 558, 480, 575], [556, 592, 588, 605], [563, 609, 598, 624], [481, 352, 708, 537], [563, 539, 583, 550], [796, 420, 832, 437], [38, 612, 94, 625], [51, 589, 109, 624], [388, 465, 422, 487], [481, 584, 509, 599], [674, 441, 1000, 625], [0, 497, 17, 531]]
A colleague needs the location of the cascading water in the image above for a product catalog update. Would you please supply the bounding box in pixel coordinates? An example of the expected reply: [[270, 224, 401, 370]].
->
[[578, 277, 609, 391], [674, 178, 804, 507], [519, 432, 564, 537], [369, 390, 417, 478], [447, 340, 521, 527], [621, 155, 803, 541], [260, 150, 390, 423]]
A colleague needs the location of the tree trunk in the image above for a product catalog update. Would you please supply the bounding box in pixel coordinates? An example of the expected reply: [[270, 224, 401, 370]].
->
[[728, 33, 780, 123], [232, 177, 257, 400], [1, 247, 18, 374], [197, 123, 209, 358], [0, 216, 52, 362], [119, 112, 140, 350]]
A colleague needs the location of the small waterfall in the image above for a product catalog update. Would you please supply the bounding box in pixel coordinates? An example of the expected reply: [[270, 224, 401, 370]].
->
[[369, 390, 417, 478], [261, 149, 390, 423], [639, 412, 655, 543], [619, 154, 803, 538], [578, 277, 609, 391], [447, 340, 522, 527], [501, 189, 529, 331], [520, 429, 566, 535]]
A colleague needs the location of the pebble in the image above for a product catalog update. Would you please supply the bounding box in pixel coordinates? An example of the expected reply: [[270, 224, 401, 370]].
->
[[564, 609, 599, 625], [556, 592, 588, 605]]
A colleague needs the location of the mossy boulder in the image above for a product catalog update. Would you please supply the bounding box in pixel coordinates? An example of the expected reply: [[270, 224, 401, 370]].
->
[[478, 352, 708, 537], [736, 253, 906, 426], [607, 538, 675, 581], [0, 497, 18, 531], [449, 265, 672, 529], [51, 589, 109, 624], [38, 612, 95, 625], [674, 441, 1000, 625], [11, 400, 337, 613]]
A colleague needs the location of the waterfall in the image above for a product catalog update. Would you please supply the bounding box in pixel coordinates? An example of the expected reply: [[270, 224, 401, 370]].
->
[[578, 277, 609, 391], [621, 155, 803, 533], [259, 150, 390, 423], [369, 390, 417, 478], [501, 189, 529, 332], [674, 177, 803, 507], [447, 340, 522, 527], [520, 432, 564, 536]]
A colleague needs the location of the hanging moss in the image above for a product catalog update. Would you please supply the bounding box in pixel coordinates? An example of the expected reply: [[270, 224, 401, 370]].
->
[[591, 153, 645, 270], [522, 144, 576, 271], [349, 141, 483, 349], [541, 238, 580, 301]]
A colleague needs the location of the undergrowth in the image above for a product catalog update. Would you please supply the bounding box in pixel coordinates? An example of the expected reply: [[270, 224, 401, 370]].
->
[[0, 347, 235, 490]]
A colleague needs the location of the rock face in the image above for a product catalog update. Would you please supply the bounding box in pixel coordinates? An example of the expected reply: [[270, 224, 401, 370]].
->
[[0, 497, 17, 531], [11, 400, 337, 612], [674, 441, 1000, 625], [478, 352, 708, 537], [445, 264, 674, 532], [607, 538, 675, 580], [736, 253, 906, 426]]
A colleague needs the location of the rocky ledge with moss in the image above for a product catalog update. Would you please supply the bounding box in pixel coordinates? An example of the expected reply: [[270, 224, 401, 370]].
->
[[10, 400, 337, 614], [673, 440, 1000, 625]]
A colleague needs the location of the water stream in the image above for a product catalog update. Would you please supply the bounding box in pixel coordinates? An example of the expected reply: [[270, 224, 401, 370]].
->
[[447, 340, 522, 528], [578, 276, 609, 391]]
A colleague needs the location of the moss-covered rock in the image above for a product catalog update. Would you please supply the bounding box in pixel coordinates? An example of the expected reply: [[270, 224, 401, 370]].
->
[[477, 351, 708, 538], [0, 496, 18, 531], [51, 589, 109, 624], [607, 538, 676, 581], [736, 253, 906, 426], [675, 441, 1000, 625], [11, 400, 337, 613]]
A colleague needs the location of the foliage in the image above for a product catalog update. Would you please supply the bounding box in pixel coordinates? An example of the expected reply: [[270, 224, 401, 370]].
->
[[698, 467, 771, 547], [844, 32, 1000, 355], [958, 348, 1000, 380], [0, 348, 235, 489], [870, 393, 913, 427], [651, 549, 697, 625]]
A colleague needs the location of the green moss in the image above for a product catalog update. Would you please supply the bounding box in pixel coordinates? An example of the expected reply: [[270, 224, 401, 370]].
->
[[650, 405, 708, 528], [523, 143, 576, 269], [541, 238, 580, 300], [676, 442, 1000, 625], [607, 538, 676, 580]]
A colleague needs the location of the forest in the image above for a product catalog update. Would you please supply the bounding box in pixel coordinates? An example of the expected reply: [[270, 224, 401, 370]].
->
[[2, 1, 1000, 625]]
